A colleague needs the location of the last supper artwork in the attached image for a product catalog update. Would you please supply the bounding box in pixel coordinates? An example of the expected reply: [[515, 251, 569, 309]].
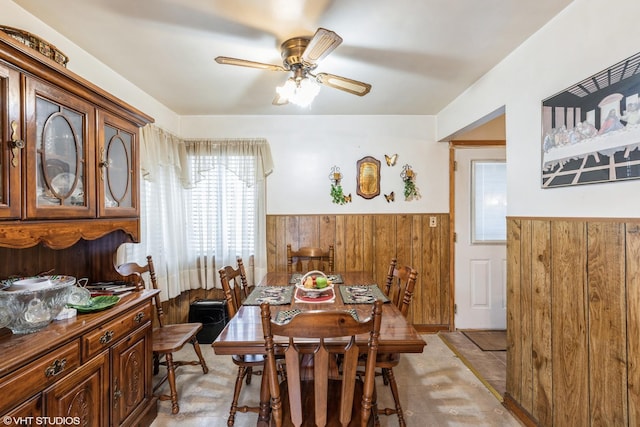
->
[[542, 51, 640, 188]]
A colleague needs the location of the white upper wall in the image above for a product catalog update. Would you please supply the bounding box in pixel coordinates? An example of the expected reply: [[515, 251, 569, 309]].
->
[[181, 115, 447, 214], [438, 0, 640, 218], [4, 0, 180, 133], [5, 1, 448, 216]]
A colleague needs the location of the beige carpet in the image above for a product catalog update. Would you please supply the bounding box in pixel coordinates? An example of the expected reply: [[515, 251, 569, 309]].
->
[[151, 334, 523, 427], [462, 330, 507, 351]]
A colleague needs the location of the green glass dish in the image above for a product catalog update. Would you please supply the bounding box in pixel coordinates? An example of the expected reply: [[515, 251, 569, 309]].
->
[[69, 295, 120, 313]]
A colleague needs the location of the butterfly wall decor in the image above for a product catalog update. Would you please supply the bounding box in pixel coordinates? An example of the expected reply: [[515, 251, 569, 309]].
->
[[384, 154, 398, 167], [384, 191, 395, 203], [343, 194, 352, 203]]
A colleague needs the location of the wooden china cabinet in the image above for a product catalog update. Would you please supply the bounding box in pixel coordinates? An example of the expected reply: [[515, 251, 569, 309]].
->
[[0, 30, 157, 426], [0, 46, 144, 245]]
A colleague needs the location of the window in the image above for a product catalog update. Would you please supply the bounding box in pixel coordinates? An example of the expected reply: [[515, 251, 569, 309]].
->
[[126, 153, 258, 295], [118, 127, 272, 300], [471, 160, 507, 243], [186, 154, 255, 259]]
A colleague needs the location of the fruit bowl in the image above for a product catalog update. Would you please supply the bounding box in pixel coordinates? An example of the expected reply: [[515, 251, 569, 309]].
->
[[0, 275, 76, 334], [294, 270, 334, 295]]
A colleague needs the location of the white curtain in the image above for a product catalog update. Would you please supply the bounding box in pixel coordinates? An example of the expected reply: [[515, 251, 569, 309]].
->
[[184, 138, 273, 289], [118, 125, 273, 301]]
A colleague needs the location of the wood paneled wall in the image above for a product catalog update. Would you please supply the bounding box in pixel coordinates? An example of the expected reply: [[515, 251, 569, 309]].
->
[[266, 213, 451, 329], [506, 217, 640, 427], [0, 230, 132, 281], [145, 213, 452, 328], [0, 214, 451, 330], [0, 231, 226, 327]]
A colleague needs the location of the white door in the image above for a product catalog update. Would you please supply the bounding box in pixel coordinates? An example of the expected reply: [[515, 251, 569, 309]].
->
[[454, 147, 507, 329]]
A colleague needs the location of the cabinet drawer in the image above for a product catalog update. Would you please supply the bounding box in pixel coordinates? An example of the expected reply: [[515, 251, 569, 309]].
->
[[0, 340, 80, 415], [82, 304, 152, 360], [3, 394, 42, 420]]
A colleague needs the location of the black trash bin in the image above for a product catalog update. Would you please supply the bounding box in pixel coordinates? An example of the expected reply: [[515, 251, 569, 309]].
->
[[188, 299, 228, 344]]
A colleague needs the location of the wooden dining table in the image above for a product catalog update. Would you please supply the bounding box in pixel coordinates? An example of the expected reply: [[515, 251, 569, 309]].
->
[[212, 271, 426, 426]]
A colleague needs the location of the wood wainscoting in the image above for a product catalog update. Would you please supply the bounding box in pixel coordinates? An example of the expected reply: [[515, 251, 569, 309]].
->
[[266, 213, 451, 331], [506, 217, 640, 427], [0, 214, 451, 330]]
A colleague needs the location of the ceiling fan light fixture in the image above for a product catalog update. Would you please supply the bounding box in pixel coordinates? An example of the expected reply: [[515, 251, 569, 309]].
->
[[275, 76, 320, 107], [215, 27, 371, 106]]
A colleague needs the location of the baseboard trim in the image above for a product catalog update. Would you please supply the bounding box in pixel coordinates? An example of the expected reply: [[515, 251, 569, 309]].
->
[[503, 393, 538, 427], [414, 324, 449, 333]]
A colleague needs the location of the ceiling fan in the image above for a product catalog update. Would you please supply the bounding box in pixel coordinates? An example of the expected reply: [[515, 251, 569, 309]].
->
[[215, 28, 372, 107]]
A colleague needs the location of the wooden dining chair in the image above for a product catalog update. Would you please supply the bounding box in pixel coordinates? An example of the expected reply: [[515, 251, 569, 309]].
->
[[116, 255, 209, 415], [218, 258, 266, 426], [219, 257, 252, 316], [373, 258, 418, 426], [286, 244, 335, 273], [260, 300, 383, 427], [384, 258, 418, 318]]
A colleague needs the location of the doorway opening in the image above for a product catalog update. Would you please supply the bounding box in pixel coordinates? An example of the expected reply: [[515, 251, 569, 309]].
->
[[443, 111, 507, 399]]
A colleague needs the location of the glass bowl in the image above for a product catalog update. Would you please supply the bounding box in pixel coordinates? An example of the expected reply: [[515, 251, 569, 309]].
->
[[0, 275, 76, 334]]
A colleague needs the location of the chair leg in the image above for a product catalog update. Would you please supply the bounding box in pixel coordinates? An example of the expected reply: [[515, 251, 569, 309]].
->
[[245, 367, 252, 385], [371, 385, 381, 427], [381, 367, 405, 427], [228, 365, 247, 426], [153, 352, 160, 375], [164, 353, 180, 414], [190, 338, 209, 374]]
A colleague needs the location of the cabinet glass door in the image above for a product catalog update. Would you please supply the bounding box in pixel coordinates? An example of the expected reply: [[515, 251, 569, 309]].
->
[[98, 111, 138, 217], [0, 63, 21, 219], [25, 78, 95, 219]]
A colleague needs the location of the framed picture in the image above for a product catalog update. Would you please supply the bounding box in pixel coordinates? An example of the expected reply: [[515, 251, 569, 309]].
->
[[541, 51, 640, 188], [356, 156, 380, 199]]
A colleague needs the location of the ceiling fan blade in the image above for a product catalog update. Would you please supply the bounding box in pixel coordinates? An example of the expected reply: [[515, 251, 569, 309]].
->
[[315, 73, 372, 96], [215, 56, 286, 72], [301, 28, 343, 66]]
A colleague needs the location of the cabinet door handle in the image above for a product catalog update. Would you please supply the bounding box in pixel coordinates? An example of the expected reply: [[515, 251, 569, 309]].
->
[[113, 378, 121, 408], [10, 121, 24, 167], [98, 147, 112, 179], [99, 330, 115, 344], [134, 312, 145, 323], [44, 358, 67, 378]]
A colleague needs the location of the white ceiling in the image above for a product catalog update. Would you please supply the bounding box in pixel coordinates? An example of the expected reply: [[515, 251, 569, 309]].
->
[[12, 0, 572, 116]]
